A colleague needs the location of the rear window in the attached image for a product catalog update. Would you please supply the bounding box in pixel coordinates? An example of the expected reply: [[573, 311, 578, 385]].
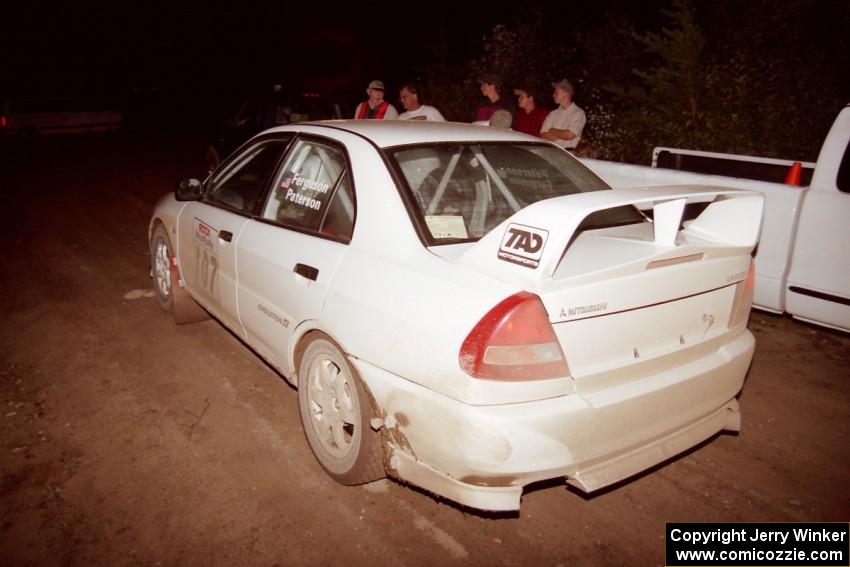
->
[[389, 143, 643, 244]]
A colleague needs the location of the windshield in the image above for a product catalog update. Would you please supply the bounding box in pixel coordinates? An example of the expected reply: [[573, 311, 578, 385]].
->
[[389, 143, 643, 244]]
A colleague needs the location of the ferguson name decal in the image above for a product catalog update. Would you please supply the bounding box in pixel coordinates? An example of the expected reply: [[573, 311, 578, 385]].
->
[[497, 223, 549, 269]]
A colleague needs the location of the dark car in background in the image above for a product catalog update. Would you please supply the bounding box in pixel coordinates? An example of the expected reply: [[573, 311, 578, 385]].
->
[[1, 97, 122, 136], [206, 88, 349, 172]]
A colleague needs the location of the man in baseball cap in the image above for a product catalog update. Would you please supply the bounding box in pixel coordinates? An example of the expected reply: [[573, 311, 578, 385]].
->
[[540, 78, 586, 149], [354, 79, 399, 120]]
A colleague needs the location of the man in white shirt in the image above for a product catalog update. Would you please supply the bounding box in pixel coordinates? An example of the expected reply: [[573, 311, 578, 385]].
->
[[398, 81, 446, 121], [540, 78, 586, 149]]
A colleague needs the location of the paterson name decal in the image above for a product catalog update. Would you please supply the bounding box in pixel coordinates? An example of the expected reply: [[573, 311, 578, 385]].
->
[[279, 173, 330, 211], [497, 223, 549, 269]]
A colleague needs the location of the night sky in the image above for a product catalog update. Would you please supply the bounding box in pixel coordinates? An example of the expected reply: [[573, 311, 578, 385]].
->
[[2, 2, 674, 96], [3, 1, 847, 138], [4, 3, 505, 94]]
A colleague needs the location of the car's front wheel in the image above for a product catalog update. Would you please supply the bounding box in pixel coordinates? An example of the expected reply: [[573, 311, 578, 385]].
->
[[149, 224, 209, 324], [298, 334, 385, 485], [150, 224, 175, 313]]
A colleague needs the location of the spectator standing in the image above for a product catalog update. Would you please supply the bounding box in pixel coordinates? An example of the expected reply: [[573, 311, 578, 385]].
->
[[512, 83, 549, 137], [540, 79, 586, 149], [398, 82, 446, 121], [475, 74, 513, 124], [354, 80, 399, 120]]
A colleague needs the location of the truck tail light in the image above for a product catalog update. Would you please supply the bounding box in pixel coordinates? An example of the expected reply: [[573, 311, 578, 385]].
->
[[1, 114, 6, 128], [460, 291, 569, 381], [728, 259, 756, 328]]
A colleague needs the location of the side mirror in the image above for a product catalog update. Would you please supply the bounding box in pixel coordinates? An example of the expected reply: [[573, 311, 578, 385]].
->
[[175, 178, 203, 201]]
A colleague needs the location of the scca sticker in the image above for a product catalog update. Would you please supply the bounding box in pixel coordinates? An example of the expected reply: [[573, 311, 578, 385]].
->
[[497, 223, 549, 269], [193, 218, 214, 251]]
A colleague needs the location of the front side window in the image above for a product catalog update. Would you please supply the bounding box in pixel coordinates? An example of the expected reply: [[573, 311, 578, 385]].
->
[[261, 139, 355, 239], [206, 140, 289, 213], [390, 143, 643, 243]]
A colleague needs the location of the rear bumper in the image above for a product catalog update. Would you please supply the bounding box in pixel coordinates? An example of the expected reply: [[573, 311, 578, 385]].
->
[[353, 329, 754, 511]]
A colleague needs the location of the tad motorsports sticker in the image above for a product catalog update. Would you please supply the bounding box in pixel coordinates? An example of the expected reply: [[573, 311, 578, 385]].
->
[[497, 223, 549, 269]]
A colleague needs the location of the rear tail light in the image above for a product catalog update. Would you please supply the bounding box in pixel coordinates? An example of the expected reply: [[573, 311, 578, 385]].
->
[[1, 114, 6, 128], [459, 291, 570, 381], [728, 259, 756, 328]]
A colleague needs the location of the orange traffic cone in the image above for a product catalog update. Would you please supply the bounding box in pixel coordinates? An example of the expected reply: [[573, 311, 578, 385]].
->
[[785, 161, 802, 186]]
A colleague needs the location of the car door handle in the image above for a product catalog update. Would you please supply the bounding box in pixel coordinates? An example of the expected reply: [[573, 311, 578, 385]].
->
[[219, 230, 233, 242], [293, 263, 319, 281]]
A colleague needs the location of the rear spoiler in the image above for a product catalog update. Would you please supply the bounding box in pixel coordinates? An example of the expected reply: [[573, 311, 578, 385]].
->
[[457, 185, 764, 282]]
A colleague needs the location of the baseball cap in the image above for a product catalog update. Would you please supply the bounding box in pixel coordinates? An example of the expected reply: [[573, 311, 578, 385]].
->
[[552, 79, 575, 95], [368, 80, 385, 91]]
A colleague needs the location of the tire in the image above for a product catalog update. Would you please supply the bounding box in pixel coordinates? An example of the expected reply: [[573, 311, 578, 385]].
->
[[150, 224, 175, 313], [297, 334, 385, 485], [149, 224, 209, 324]]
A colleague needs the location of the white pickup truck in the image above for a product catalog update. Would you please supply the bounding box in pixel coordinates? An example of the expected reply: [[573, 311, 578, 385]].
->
[[584, 105, 850, 333]]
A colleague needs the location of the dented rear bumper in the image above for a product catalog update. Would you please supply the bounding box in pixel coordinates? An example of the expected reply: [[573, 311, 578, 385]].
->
[[351, 329, 754, 512]]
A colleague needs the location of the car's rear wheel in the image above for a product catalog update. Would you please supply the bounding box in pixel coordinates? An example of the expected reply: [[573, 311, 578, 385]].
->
[[149, 224, 209, 324], [298, 334, 385, 485]]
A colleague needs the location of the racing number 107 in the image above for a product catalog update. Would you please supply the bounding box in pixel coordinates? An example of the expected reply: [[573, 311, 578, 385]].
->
[[194, 244, 219, 298]]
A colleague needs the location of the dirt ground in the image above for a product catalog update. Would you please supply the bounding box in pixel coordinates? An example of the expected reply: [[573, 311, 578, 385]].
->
[[1, 134, 848, 567]]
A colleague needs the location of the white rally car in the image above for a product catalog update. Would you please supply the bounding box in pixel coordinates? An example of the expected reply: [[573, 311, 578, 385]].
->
[[149, 120, 762, 511]]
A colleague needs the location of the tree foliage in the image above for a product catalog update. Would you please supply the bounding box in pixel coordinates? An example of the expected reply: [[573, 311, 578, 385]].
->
[[605, 0, 848, 162], [428, 9, 573, 122], [412, 1, 848, 164], [604, 0, 713, 161]]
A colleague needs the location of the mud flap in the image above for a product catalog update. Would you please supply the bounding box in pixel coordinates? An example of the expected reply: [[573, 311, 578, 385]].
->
[[170, 257, 210, 325]]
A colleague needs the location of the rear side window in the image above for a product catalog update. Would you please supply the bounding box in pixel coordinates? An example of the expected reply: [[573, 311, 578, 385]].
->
[[261, 139, 355, 240]]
